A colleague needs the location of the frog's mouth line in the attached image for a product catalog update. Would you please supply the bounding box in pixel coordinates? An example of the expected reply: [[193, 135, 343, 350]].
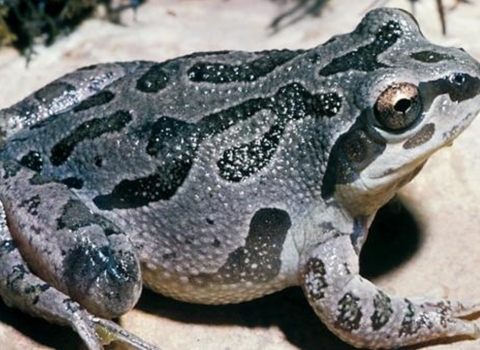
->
[[442, 110, 479, 141]]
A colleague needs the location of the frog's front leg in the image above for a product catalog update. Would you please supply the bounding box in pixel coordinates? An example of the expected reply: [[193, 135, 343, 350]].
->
[[0, 160, 157, 349], [300, 234, 480, 348]]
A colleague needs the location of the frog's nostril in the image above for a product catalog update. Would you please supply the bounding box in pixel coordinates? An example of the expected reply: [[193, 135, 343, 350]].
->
[[450, 73, 466, 86]]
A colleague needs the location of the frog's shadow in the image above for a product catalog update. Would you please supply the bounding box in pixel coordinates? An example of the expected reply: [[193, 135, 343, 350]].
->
[[0, 197, 421, 350]]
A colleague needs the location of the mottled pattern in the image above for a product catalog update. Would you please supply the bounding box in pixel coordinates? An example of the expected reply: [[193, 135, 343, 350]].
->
[[321, 116, 386, 199], [56, 199, 117, 234], [0, 7, 478, 350], [399, 299, 421, 337], [94, 83, 341, 209], [335, 292, 362, 331], [1, 160, 21, 179], [371, 291, 393, 330], [18, 194, 41, 216], [302, 257, 328, 300], [218, 85, 341, 182], [6, 264, 28, 289], [23, 283, 50, 305]]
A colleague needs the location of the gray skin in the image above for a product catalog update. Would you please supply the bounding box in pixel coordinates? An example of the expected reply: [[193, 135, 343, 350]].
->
[[0, 7, 479, 350]]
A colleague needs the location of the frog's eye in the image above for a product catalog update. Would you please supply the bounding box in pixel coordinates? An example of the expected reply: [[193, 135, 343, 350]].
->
[[374, 83, 422, 132]]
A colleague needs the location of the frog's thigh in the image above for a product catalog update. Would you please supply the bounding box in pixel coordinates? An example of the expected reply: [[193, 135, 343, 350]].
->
[[0, 197, 108, 348], [300, 234, 480, 348], [0, 198, 160, 350], [0, 160, 142, 319]]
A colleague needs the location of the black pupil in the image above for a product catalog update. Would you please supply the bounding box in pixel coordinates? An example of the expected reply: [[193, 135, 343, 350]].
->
[[394, 98, 411, 113]]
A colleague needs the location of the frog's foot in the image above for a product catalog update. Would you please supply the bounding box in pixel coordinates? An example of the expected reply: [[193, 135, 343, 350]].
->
[[300, 235, 480, 349]]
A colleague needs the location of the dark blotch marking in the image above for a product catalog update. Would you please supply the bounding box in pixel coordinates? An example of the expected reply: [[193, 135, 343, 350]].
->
[[322, 73, 480, 199], [322, 114, 386, 199], [24, 283, 50, 305], [371, 291, 393, 330], [19, 151, 43, 172], [34, 81, 75, 104], [420, 73, 480, 107], [93, 171, 191, 210], [73, 90, 115, 113], [0, 240, 16, 258], [146, 116, 194, 156], [193, 208, 291, 285], [94, 83, 342, 210], [335, 292, 363, 331], [2, 160, 21, 179], [410, 51, 453, 63], [218, 123, 284, 182], [187, 49, 302, 83], [403, 123, 435, 149], [302, 257, 328, 301], [6, 264, 29, 289], [63, 298, 81, 312], [399, 299, 421, 337], [136, 64, 169, 93], [57, 199, 119, 236], [18, 195, 41, 216], [50, 110, 132, 166], [63, 244, 133, 299], [61, 177, 84, 189], [319, 21, 402, 76], [219, 85, 341, 182]]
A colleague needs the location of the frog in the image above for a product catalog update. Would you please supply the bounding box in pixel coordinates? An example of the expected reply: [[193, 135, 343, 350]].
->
[[0, 6, 479, 350]]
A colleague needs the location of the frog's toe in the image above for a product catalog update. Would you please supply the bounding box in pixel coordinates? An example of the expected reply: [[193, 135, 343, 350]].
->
[[412, 298, 480, 318], [92, 316, 160, 350]]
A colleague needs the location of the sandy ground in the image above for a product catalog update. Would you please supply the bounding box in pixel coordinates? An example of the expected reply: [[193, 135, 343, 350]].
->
[[0, 0, 480, 349]]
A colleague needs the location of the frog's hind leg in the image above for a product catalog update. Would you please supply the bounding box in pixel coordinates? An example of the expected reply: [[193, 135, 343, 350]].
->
[[0, 211, 158, 349], [0, 207, 103, 349], [300, 234, 480, 348], [0, 160, 159, 349]]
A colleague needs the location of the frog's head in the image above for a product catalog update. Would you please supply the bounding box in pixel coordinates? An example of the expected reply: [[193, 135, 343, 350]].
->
[[321, 8, 480, 217]]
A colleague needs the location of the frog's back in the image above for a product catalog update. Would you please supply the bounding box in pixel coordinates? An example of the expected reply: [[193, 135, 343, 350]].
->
[[0, 45, 349, 300]]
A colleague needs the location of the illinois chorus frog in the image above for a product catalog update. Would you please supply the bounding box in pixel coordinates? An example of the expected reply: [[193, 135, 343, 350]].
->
[[0, 7, 479, 350]]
